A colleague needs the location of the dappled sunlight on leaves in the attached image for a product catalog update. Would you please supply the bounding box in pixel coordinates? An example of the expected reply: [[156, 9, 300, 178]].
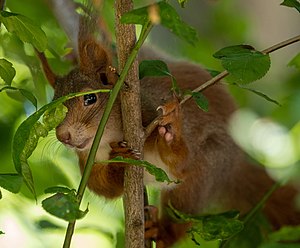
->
[[229, 109, 300, 180]]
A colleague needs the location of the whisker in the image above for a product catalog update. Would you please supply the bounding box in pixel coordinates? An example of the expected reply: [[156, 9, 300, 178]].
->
[[39, 132, 62, 159]]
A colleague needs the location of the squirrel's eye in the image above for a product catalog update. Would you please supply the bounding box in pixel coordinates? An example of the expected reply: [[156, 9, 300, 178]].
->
[[84, 94, 97, 106]]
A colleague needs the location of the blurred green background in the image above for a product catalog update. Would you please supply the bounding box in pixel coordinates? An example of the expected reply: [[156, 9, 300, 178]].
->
[[0, 0, 299, 247]]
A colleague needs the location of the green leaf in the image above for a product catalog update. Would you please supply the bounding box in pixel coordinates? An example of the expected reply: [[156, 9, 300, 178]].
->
[[206, 69, 222, 78], [227, 213, 267, 248], [291, 122, 300, 155], [122, 2, 198, 45], [0, 230, 4, 235], [101, 156, 175, 184], [159, 2, 198, 45], [0, 59, 16, 85], [0, 86, 38, 109], [44, 186, 75, 194], [20, 161, 36, 198], [19, 89, 38, 110], [213, 45, 271, 84], [281, 0, 300, 13], [0, 174, 23, 193], [178, 0, 188, 8], [184, 90, 209, 111], [121, 5, 149, 25], [167, 204, 243, 242], [200, 212, 244, 241], [42, 104, 68, 130], [167, 203, 202, 223], [36, 219, 63, 230], [289, 52, 300, 69], [231, 83, 281, 106], [268, 225, 300, 242], [0, 11, 47, 52], [139, 60, 181, 94], [12, 89, 109, 197], [191, 92, 209, 112], [42, 192, 88, 222], [139, 60, 171, 79]]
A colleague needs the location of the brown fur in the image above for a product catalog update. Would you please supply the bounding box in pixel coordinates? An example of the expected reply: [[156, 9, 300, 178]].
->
[[39, 35, 300, 247]]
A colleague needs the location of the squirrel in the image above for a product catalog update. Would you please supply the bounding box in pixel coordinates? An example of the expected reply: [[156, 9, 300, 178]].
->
[[36, 10, 300, 248]]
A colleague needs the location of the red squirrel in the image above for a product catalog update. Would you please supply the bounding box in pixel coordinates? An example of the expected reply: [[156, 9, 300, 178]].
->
[[37, 12, 300, 248]]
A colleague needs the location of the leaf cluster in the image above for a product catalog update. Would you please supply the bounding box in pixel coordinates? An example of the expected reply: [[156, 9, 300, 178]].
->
[[42, 186, 88, 222], [167, 204, 244, 244]]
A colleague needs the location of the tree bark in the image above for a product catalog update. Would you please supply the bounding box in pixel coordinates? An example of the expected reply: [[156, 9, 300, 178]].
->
[[115, 1, 145, 248]]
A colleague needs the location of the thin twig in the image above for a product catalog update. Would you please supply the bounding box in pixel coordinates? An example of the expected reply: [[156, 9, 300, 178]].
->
[[144, 34, 300, 138], [262, 34, 300, 54], [180, 70, 229, 105], [62, 222, 75, 248]]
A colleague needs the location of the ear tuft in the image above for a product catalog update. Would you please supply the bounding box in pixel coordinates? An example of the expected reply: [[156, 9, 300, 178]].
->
[[79, 39, 118, 85], [79, 39, 108, 75]]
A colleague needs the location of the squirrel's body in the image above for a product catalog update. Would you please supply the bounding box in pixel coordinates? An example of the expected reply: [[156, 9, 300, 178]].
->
[[37, 13, 300, 247]]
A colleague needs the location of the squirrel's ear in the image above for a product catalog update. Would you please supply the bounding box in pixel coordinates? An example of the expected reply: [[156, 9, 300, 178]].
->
[[79, 39, 110, 74], [79, 39, 118, 85], [36, 51, 56, 88]]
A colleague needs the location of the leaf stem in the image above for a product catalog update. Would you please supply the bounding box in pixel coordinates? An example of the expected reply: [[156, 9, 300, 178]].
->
[[62, 222, 75, 248], [62, 21, 153, 248]]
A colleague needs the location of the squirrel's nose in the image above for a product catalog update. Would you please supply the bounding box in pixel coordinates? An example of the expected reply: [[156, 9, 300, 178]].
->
[[57, 130, 71, 145]]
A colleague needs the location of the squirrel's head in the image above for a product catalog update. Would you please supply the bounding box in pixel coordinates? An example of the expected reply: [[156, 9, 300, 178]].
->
[[38, 39, 121, 151]]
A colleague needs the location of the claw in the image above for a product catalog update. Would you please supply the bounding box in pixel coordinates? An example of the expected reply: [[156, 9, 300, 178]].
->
[[109, 141, 141, 160], [118, 141, 127, 148], [155, 99, 181, 144], [156, 105, 165, 115]]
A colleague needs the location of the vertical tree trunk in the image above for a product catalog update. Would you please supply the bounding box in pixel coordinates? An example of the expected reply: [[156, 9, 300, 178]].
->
[[115, 1, 145, 248]]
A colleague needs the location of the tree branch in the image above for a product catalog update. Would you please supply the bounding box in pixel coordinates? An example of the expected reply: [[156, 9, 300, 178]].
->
[[115, 1, 146, 247], [145, 34, 300, 138], [262, 34, 300, 54]]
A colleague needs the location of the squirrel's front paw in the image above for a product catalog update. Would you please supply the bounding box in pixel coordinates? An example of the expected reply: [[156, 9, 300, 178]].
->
[[156, 98, 182, 144], [109, 141, 141, 160]]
